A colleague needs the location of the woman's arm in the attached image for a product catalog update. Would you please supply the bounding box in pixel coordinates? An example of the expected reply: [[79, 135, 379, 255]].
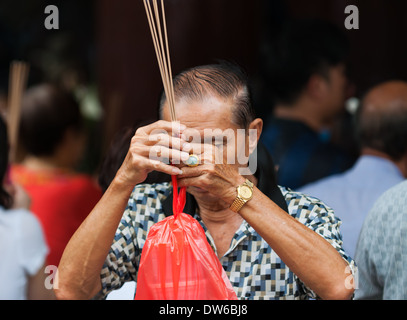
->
[[55, 179, 134, 299], [55, 121, 187, 299], [238, 186, 354, 300]]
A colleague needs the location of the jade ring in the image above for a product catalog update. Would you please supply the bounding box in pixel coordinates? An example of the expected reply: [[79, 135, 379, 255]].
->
[[185, 154, 200, 167]]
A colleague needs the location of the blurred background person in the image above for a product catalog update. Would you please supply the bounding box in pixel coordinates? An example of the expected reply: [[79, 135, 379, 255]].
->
[[299, 80, 407, 258], [260, 19, 357, 190], [10, 84, 102, 267], [0, 115, 54, 299], [355, 180, 407, 299]]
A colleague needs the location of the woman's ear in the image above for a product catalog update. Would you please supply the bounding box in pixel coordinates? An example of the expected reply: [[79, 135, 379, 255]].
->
[[248, 118, 263, 154]]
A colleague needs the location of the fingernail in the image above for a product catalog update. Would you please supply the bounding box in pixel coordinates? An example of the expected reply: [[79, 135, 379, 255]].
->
[[182, 143, 191, 152], [172, 168, 183, 175], [181, 152, 190, 161]]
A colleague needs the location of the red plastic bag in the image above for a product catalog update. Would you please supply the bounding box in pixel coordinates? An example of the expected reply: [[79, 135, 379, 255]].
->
[[134, 175, 237, 300]]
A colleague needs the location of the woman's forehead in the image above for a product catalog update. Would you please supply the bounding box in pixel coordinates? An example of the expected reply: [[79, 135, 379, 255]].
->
[[162, 95, 237, 130]]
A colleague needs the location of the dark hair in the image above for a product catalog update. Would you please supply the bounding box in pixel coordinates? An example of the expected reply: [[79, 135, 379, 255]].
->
[[159, 62, 256, 128], [264, 19, 349, 106], [19, 84, 83, 156], [98, 121, 171, 193], [0, 115, 12, 208], [98, 126, 136, 193], [356, 99, 407, 161]]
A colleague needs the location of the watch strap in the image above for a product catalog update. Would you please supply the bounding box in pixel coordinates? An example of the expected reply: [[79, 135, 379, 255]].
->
[[229, 197, 247, 213], [229, 179, 253, 213]]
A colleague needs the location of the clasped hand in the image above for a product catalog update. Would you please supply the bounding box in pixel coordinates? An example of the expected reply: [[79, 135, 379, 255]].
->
[[115, 120, 244, 204]]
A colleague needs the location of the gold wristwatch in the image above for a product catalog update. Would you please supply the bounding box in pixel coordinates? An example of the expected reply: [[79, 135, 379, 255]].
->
[[229, 179, 254, 213]]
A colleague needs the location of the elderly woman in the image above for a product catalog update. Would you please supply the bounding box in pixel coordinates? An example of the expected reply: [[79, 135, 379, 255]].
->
[[56, 63, 355, 300]]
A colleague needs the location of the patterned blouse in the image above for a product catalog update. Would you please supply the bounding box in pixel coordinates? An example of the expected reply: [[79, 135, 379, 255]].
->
[[98, 181, 355, 300]]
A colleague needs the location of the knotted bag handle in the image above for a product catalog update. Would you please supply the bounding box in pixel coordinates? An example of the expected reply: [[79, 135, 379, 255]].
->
[[171, 175, 186, 218]]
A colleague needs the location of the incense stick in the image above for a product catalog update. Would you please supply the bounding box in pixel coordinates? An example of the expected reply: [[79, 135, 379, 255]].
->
[[143, 0, 177, 122], [7, 61, 29, 163]]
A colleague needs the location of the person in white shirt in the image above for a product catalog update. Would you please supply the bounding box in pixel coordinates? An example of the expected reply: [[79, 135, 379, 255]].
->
[[0, 115, 54, 300]]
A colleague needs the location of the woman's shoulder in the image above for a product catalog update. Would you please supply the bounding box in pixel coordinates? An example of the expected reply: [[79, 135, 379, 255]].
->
[[0, 207, 43, 236]]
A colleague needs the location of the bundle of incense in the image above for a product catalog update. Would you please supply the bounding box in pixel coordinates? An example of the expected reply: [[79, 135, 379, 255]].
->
[[7, 61, 29, 163], [143, 0, 177, 122]]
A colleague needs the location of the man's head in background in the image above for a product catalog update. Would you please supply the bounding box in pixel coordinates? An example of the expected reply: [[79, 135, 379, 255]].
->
[[356, 80, 407, 177], [265, 19, 350, 131]]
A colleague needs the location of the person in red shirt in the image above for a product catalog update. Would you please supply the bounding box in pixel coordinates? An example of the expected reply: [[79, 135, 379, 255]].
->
[[11, 84, 102, 267]]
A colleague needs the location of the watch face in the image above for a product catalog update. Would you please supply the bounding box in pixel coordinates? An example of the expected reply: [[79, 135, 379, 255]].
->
[[239, 185, 253, 200]]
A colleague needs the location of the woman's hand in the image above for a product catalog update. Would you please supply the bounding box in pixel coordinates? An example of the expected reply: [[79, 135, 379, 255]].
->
[[176, 142, 245, 205], [114, 120, 191, 187]]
